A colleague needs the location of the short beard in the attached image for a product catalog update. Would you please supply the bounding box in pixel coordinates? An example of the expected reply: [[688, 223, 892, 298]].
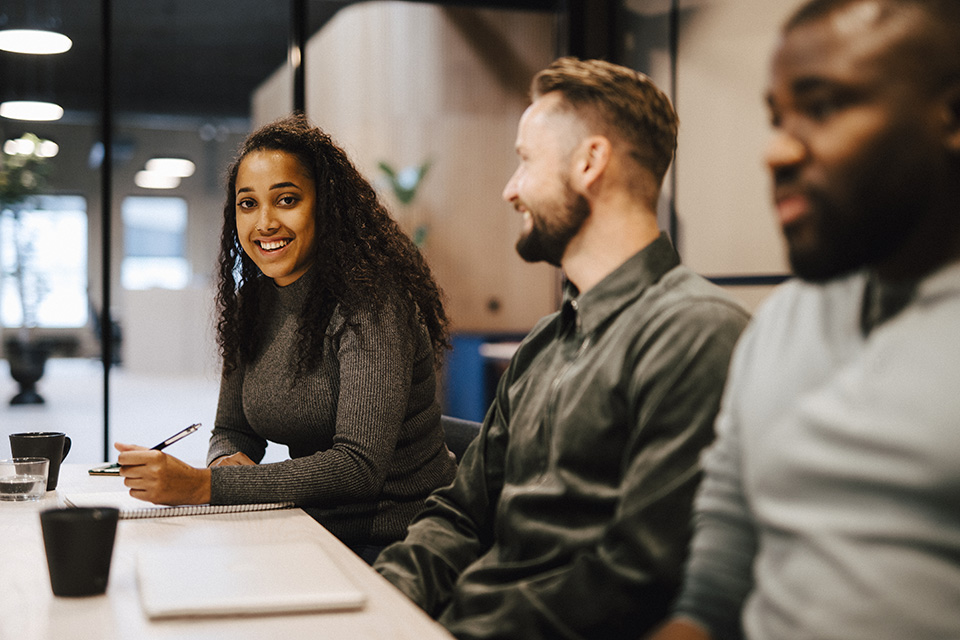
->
[[516, 188, 590, 267], [786, 194, 913, 283], [786, 225, 864, 283]]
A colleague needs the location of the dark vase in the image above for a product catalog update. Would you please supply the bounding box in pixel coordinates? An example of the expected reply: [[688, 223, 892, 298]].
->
[[4, 338, 49, 405]]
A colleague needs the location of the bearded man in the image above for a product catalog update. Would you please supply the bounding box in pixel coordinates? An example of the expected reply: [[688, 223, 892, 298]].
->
[[374, 57, 749, 640]]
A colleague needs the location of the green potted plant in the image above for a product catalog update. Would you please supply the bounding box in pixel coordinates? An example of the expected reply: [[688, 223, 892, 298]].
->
[[378, 160, 432, 248], [0, 133, 54, 404]]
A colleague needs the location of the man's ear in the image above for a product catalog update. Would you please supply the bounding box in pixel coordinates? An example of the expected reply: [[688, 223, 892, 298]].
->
[[942, 80, 960, 154], [571, 135, 611, 191]]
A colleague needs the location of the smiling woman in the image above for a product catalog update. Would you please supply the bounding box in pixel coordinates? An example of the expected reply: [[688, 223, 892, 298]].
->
[[113, 114, 457, 563], [234, 149, 318, 286]]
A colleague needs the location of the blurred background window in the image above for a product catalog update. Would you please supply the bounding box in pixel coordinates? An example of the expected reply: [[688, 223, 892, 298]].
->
[[121, 196, 189, 291], [0, 194, 88, 328]]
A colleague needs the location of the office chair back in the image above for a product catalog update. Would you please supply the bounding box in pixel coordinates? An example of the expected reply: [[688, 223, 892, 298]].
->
[[441, 415, 482, 463]]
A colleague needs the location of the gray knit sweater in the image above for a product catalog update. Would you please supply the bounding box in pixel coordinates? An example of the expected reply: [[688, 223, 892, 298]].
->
[[207, 274, 457, 546]]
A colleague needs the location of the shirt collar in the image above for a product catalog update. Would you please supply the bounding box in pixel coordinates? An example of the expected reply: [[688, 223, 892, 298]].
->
[[561, 232, 680, 336], [859, 259, 960, 334]]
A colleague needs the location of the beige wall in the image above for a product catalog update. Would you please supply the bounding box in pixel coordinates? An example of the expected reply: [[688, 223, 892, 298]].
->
[[670, 0, 808, 311], [620, 0, 808, 311], [673, 0, 804, 278], [254, 2, 560, 333], [677, 0, 798, 275]]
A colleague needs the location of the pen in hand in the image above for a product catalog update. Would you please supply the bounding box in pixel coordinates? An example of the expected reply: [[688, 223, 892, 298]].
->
[[150, 423, 201, 452], [101, 423, 201, 470]]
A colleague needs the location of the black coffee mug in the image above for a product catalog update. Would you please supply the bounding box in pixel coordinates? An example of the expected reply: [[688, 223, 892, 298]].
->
[[40, 507, 119, 597], [9, 432, 72, 491]]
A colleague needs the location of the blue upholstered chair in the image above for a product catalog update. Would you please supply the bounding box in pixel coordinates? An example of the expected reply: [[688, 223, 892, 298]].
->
[[441, 415, 482, 463]]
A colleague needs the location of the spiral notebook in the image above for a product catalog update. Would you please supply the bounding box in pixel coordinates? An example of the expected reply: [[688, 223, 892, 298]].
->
[[62, 490, 294, 519]]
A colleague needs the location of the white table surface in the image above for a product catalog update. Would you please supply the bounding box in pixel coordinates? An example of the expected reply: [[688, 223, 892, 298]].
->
[[0, 464, 453, 640]]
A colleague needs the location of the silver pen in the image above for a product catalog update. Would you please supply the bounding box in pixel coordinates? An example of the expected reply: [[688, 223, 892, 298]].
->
[[150, 422, 201, 452], [90, 423, 201, 474]]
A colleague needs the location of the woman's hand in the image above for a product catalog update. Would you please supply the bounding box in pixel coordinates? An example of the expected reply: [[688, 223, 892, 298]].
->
[[209, 452, 257, 467], [114, 442, 212, 505]]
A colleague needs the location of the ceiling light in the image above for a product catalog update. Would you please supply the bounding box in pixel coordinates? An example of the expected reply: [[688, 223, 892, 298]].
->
[[145, 157, 196, 178], [135, 171, 181, 190], [0, 100, 64, 121], [37, 140, 60, 158], [2, 135, 58, 158], [0, 29, 73, 55], [4, 137, 34, 155]]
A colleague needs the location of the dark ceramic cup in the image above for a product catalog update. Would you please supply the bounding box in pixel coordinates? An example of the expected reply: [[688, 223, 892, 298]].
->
[[9, 431, 71, 490], [40, 507, 119, 597]]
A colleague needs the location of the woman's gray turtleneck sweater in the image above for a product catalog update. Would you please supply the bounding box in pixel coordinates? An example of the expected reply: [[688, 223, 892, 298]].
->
[[207, 275, 456, 546]]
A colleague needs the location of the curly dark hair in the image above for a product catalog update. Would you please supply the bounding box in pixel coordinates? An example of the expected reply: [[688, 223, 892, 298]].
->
[[215, 113, 450, 375]]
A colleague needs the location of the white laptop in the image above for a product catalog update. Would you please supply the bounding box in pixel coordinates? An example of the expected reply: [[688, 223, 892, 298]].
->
[[136, 540, 367, 619]]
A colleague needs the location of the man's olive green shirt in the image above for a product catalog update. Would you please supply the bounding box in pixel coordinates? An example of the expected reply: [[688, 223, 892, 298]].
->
[[375, 234, 749, 639]]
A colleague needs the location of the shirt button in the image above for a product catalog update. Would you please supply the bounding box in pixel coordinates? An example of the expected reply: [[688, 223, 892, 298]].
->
[[570, 299, 579, 311]]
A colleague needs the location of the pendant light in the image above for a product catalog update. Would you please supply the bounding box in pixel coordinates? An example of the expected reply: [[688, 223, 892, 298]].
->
[[0, 1, 71, 121], [0, 29, 72, 55]]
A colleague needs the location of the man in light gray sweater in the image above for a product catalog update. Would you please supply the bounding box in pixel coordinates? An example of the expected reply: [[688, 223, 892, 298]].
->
[[649, 1, 960, 639]]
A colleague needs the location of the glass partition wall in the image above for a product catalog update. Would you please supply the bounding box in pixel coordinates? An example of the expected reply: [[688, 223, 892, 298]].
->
[[1, 0, 565, 465], [0, 0, 293, 464], [1, 0, 106, 461]]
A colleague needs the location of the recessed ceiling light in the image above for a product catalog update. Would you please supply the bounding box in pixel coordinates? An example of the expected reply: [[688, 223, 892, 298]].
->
[[0, 29, 73, 55], [135, 171, 181, 190], [0, 100, 64, 121], [145, 158, 196, 178]]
